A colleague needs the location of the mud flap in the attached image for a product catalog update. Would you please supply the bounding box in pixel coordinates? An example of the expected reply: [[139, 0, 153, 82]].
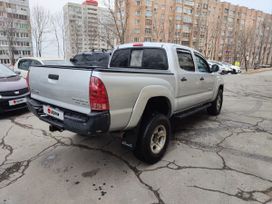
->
[[121, 127, 139, 151]]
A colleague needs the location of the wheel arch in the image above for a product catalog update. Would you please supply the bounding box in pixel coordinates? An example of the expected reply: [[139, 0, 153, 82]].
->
[[125, 85, 174, 130]]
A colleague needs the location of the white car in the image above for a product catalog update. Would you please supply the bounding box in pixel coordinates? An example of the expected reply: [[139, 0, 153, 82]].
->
[[230, 65, 241, 74], [14, 57, 73, 78], [221, 62, 241, 74], [208, 60, 228, 74]]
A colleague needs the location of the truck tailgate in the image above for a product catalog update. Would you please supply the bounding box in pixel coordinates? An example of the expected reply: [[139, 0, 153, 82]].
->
[[29, 66, 92, 114]]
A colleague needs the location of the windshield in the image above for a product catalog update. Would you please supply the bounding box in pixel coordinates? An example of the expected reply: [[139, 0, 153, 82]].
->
[[0, 64, 16, 78], [43, 60, 73, 66]]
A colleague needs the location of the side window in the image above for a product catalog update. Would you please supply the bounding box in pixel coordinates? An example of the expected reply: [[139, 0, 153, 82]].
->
[[18, 59, 31, 71], [195, 55, 210, 73], [142, 49, 168, 70], [110, 49, 130, 67], [177, 50, 195, 72], [30, 60, 42, 66], [110, 48, 168, 70]]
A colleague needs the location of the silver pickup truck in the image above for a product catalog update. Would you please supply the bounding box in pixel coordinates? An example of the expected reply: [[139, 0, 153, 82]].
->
[[27, 43, 224, 164]]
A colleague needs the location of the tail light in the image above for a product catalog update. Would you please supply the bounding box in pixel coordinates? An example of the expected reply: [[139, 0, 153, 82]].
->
[[89, 76, 109, 111], [26, 71, 30, 90]]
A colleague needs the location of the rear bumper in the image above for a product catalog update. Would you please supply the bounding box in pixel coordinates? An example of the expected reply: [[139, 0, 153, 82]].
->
[[27, 97, 110, 135]]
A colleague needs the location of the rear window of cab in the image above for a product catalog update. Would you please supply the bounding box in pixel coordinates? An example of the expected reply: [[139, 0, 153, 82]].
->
[[110, 48, 168, 70]]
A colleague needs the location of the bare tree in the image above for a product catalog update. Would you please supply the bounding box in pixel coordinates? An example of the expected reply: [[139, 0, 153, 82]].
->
[[237, 26, 255, 71], [98, 13, 115, 48], [51, 11, 65, 57], [3, 12, 16, 65], [151, 9, 166, 42], [31, 6, 50, 57], [208, 17, 222, 60], [0, 5, 18, 65], [103, 0, 129, 44]]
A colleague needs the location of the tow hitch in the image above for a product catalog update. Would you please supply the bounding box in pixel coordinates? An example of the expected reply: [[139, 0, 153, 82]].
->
[[49, 125, 64, 132]]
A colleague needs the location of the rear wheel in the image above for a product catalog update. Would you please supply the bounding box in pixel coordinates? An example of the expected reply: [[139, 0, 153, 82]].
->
[[207, 88, 223, 116], [134, 113, 171, 164]]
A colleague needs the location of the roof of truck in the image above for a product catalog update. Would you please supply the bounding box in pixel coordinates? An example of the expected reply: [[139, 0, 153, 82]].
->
[[117, 42, 202, 56]]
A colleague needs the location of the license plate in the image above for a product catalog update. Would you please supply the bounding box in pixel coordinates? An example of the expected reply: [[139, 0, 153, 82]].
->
[[9, 98, 26, 106], [43, 105, 64, 121]]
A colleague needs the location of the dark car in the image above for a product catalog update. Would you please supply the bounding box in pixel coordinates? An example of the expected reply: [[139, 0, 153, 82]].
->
[[0, 64, 29, 113], [70, 51, 111, 67]]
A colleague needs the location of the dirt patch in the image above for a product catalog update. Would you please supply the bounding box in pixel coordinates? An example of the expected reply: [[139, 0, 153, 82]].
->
[[82, 168, 100, 178]]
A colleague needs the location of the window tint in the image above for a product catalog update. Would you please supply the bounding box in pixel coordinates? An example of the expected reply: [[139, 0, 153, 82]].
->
[[18, 59, 31, 71], [142, 49, 168, 70], [110, 49, 130, 67], [31, 60, 42, 66], [195, 55, 210, 73], [110, 48, 168, 70], [177, 50, 195, 72], [74, 54, 85, 62]]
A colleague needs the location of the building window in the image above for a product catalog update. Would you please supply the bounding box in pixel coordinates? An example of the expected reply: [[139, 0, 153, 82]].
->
[[176, 6, 182, 12], [134, 29, 140, 34], [183, 16, 192, 23], [144, 37, 152, 42], [135, 11, 141, 16], [183, 8, 192, 14], [145, 19, 152, 25], [145, 28, 152, 34], [134, 37, 140, 42]]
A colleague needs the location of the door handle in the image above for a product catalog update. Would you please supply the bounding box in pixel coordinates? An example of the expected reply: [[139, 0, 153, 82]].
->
[[180, 77, 187, 82], [200, 77, 205, 81], [48, 74, 59, 80]]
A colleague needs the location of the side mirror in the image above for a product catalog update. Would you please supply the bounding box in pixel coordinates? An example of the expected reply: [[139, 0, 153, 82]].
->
[[211, 64, 219, 73], [15, 71, 21, 75]]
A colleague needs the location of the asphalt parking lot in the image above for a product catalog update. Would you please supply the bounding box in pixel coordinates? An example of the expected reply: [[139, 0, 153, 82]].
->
[[1, 71, 272, 204]]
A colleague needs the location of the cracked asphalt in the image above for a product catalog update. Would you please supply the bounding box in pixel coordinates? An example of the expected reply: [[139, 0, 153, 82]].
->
[[0, 71, 272, 204]]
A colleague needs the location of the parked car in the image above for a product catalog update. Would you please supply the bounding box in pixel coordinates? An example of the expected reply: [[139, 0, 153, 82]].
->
[[14, 57, 73, 78], [0, 64, 29, 113], [222, 62, 241, 74], [70, 51, 111, 67], [27, 42, 224, 164], [208, 60, 225, 74], [230, 65, 241, 74]]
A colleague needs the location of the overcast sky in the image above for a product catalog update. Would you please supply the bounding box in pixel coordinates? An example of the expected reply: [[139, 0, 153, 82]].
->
[[28, 0, 271, 57]]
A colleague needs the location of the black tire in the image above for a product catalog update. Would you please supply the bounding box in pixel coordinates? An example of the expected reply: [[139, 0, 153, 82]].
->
[[134, 113, 171, 164], [207, 88, 223, 116]]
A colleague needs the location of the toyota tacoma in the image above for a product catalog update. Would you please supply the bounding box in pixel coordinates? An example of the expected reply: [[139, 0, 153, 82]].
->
[[27, 43, 224, 164]]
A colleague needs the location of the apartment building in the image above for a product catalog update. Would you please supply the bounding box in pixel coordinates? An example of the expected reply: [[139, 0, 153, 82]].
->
[[63, 0, 114, 59], [122, 0, 272, 66], [0, 0, 32, 64]]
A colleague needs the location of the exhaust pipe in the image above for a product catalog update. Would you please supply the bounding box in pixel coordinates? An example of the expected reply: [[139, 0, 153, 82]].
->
[[49, 125, 64, 132]]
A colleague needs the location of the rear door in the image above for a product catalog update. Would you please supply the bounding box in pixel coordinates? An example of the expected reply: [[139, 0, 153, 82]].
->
[[175, 49, 203, 110], [194, 53, 216, 102]]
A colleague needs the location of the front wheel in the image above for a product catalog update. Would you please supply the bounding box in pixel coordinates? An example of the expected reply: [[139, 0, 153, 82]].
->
[[207, 88, 223, 116], [134, 114, 171, 164]]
